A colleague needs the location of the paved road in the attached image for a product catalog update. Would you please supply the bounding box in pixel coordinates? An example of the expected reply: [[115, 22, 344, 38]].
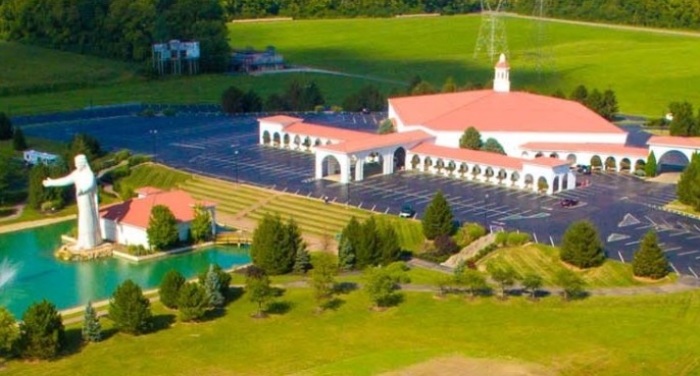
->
[[18, 111, 700, 278]]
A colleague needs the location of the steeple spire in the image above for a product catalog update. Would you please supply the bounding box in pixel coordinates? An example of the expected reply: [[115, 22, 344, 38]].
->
[[493, 53, 510, 93]]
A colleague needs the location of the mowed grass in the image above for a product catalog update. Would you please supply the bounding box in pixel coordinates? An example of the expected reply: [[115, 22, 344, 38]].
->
[[478, 244, 671, 287], [118, 163, 193, 191], [4, 288, 700, 375], [229, 15, 700, 115]]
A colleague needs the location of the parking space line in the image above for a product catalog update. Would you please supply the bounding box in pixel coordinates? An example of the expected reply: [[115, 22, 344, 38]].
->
[[663, 246, 682, 253]]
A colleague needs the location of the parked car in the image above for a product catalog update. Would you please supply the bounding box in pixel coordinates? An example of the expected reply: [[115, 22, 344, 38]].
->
[[399, 204, 415, 218], [560, 198, 579, 208]]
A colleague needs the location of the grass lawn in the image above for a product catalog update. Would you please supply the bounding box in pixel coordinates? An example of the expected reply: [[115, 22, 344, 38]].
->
[[478, 244, 673, 288], [665, 200, 700, 217], [118, 163, 193, 191], [4, 288, 700, 375]]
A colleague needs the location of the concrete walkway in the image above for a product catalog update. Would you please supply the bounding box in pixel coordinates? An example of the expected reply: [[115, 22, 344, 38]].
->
[[0, 214, 75, 235]]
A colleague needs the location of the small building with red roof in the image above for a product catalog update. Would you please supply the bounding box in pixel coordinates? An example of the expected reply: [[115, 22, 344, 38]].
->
[[99, 187, 216, 249]]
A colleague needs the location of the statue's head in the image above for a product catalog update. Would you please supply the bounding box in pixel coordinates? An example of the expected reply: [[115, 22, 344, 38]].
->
[[74, 154, 89, 170]]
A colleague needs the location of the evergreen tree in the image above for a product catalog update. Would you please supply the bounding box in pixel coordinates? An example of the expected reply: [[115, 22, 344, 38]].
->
[[251, 214, 298, 275], [177, 282, 210, 322], [585, 88, 604, 115], [27, 164, 50, 210], [20, 300, 65, 360], [411, 81, 435, 96], [677, 153, 700, 211], [310, 252, 337, 311], [108, 279, 152, 335], [12, 127, 27, 151], [669, 101, 697, 136], [68, 133, 102, 164], [338, 217, 361, 270], [459, 126, 482, 150], [442, 76, 458, 93], [632, 231, 669, 279], [407, 74, 423, 93], [204, 264, 225, 308], [147, 205, 179, 250], [560, 220, 605, 268], [645, 151, 657, 177], [82, 301, 101, 343], [377, 119, 395, 134], [284, 80, 304, 110], [293, 248, 312, 274], [378, 225, 401, 265], [356, 217, 381, 268], [241, 89, 263, 112], [300, 82, 325, 110], [0, 112, 13, 140], [197, 264, 231, 299], [245, 266, 273, 318], [555, 269, 586, 301], [0, 306, 19, 358], [221, 86, 245, 114], [569, 84, 588, 104], [422, 190, 454, 240], [601, 89, 619, 120], [284, 218, 306, 273], [159, 269, 186, 309], [190, 205, 213, 243], [481, 138, 506, 154], [551, 89, 567, 98]]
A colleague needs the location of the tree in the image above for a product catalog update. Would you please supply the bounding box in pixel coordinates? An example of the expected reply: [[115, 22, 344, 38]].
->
[[378, 225, 402, 265], [221, 86, 245, 114], [585, 89, 604, 115], [481, 138, 505, 154], [108, 279, 152, 335], [459, 126, 482, 150], [560, 221, 605, 268], [20, 300, 65, 360], [645, 151, 657, 177], [632, 231, 669, 279], [250, 214, 298, 275], [377, 119, 395, 134], [422, 190, 454, 240], [159, 269, 186, 309], [454, 267, 488, 299], [12, 127, 27, 151], [177, 282, 210, 322], [411, 81, 435, 96], [245, 266, 273, 318], [300, 82, 325, 111], [68, 133, 102, 165], [522, 273, 543, 300], [293, 248, 311, 274], [338, 217, 361, 270], [600, 89, 619, 120], [82, 301, 101, 343], [569, 84, 588, 104], [343, 85, 386, 112], [0, 112, 13, 140], [204, 264, 225, 308], [0, 307, 19, 358], [241, 89, 263, 112], [486, 263, 519, 299], [147, 205, 179, 250], [190, 205, 212, 244], [677, 153, 700, 211], [555, 269, 586, 301], [669, 101, 698, 136], [363, 262, 410, 309], [355, 217, 381, 268], [442, 76, 458, 93], [197, 263, 231, 299], [310, 252, 337, 311]]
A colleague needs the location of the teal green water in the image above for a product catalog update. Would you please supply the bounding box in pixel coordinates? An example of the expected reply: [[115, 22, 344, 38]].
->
[[0, 221, 250, 317]]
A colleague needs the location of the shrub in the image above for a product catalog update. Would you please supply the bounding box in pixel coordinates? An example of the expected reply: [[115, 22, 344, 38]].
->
[[363, 262, 410, 309], [506, 232, 531, 246], [0, 306, 19, 358], [495, 231, 508, 246], [434, 235, 459, 256], [114, 149, 132, 162], [455, 223, 486, 247], [126, 244, 152, 256], [178, 283, 209, 322], [82, 301, 101, 343], [470, 244, 498, 263], [139, 108, 156, 117], [162, 108, 177, 117], [560, 221, 605, 268], [108, 280, 152, 335], [203, 264, 225, 308], [159, 270, 186, 309], [127, 155, 152, 167], [20, 300, 65, 360]]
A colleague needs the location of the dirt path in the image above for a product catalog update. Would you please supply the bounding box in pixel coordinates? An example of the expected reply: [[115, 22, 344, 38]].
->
[[0, 214, 75, 235]]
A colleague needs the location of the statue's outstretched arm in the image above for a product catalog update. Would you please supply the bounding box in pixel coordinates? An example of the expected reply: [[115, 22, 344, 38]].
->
[[43, 172, 76, 188]]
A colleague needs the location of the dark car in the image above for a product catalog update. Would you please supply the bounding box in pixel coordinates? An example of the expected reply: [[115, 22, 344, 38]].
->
[[399, 205, 415, 218], [560, 198, 579, 208]]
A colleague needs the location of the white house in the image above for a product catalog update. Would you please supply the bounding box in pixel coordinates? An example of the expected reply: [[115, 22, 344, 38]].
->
[[23, 150, 59, 165], [99, 187, 216, 249]]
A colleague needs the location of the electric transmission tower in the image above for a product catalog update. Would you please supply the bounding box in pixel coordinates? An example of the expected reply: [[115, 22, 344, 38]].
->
[[473, 0, 509, 62], [531, 0, 554, 76]]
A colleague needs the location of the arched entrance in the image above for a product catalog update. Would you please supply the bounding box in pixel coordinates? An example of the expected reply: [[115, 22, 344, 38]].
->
[[321, 155, 342, 180], [521, 151, 529, 157], [303, 136, 311, 150], [511, 171, 520, 186], [552, 176, 560, 192], [364, 152, 384, 178], [435, 158, 445, 174], [619, 158, 631, 172], [566, 153, 577, 165], [658, 150, 690, 173], [562, 173, 569, 190], [497, 169, 507, 184], [262, 131, 271, 145], [273, 132, 281, 146], [458, 162, 468, 178], [604, 156, 616, 171], [314, 138, 322, 147], [446, 161, 457, 176], [550, 152, 559, 159], [535, 152, 544, 158], [393, 147, 406, 171], [590, 155, 602, 170], [634, 159, 646, 174], [411, 155, 420, 170], [283, 134, 290, 148], [293, 135, 301, 149], [471, 165, 482, 180], [484, 167, 495, 181], [537, 177, 549, 193], [524, 173, 533, 189], [423, 156, 433, 172]]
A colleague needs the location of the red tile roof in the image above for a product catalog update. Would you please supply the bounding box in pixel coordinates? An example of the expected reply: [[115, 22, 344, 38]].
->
[[258, 115, 303, 125], [284, 122, 371, 142], [389, 90, 625, 134], [100, 190, 209, 229], [520, 142, 648, 157], [136, 186, 163, 196], [318, 131, 434, 154], [409, 142, 524, 170], [524, 157, 571, 168], [648, 136, 700, 148]]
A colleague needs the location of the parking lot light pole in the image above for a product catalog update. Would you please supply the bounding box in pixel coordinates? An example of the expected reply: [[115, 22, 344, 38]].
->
[[234, 149, 239, 183], [483, 193, 489, 228], [149, 129, 158, 162]]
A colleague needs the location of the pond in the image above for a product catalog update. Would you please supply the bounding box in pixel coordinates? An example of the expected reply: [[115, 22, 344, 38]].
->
[[0, 221, 250, 317]]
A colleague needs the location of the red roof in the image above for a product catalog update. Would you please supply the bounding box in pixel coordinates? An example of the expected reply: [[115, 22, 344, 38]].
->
[[524, 157, 571, 168], [648, 136, 700, 148], [258, 115, 303, 125], [318, 131, 434, 154], [284, 122, 371, 142], [136, 186, 163, 196], [100, 190, 209, 229], [389, 90, 625, 134], [409, 142, 524, 170], [521, 142, 648, 157]]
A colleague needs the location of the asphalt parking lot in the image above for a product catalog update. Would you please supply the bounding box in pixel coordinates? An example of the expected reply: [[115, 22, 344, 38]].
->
[[19, 110, 700, 278]]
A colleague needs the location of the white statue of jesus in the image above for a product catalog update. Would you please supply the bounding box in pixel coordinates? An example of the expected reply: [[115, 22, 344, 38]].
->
[[43, 154, 102, 251]]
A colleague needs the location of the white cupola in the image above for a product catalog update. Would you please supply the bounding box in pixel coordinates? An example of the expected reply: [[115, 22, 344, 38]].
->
[[493, 53, 510, 93]]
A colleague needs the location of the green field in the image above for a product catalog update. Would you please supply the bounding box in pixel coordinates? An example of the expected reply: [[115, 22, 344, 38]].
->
[[3, 15, 700, 115], [4, 288, 700, 375]]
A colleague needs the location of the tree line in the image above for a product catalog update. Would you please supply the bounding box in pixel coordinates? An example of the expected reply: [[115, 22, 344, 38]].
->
[[0, 0, 229, 72]]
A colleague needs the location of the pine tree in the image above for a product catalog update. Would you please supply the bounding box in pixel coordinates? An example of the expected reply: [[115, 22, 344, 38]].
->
[[82, 301, 102, 343], [190, 205, 212, 243], [338, 217, 361, 270], [20, 300, 65, 360], [569, 84, 588, 104], [677, 153, 700, 211], [147, 205, 179, 251], [245, 266, 273, 318], [293, 248, 312, 274], [204, 264, 225, 308], [377, 119, 394, 134], [459, 126, 482, 150], [178, 282, 209, 322], [108, 279, 152, 335], [12, 127, 27, 151], [560, 221, 605, 268], [159, 269, 185, 309], [356, 217, 381, 268], [632, 231, 669, 279], [422, 190, 454, 240], [669, 101, 697, 136], [442, 76, 458, 93], [481, 138, 506, 154], [645, 151, 657, 177], [378, 225, 401, 265], [197, 264, 231, 299], [251, 214, 299, 275], [601, 89, 619, 120]]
